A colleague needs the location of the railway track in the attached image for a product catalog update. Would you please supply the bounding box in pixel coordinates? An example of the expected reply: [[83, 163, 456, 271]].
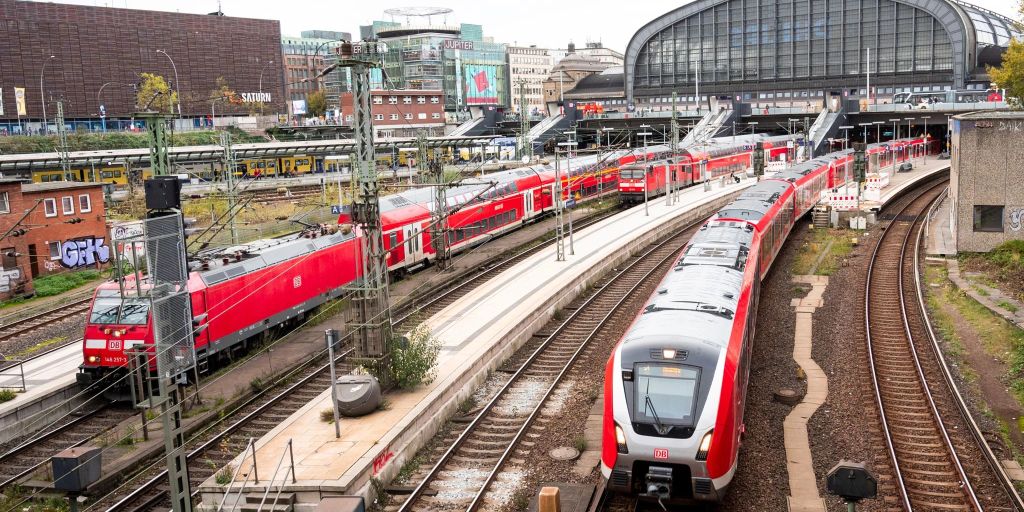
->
[[392, 219, 701, 512], [0, 404, 135, 492], [0, 297, 92, 344], [865, 178, 1023, 511], [82, 203, 623, 512]]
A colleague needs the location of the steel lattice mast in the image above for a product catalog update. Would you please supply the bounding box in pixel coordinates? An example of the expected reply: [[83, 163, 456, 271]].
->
[[336, 40, 393, 361]]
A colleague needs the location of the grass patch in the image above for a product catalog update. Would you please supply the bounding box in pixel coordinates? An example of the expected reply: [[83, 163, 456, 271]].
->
[[32, 270, 102, 297], [999, 301, 1020, 314], [0, 389, 17, 402], [573, 435, 588, 453], [973, 285, 990, 297], [13, 336, 69, 358], [215, 468, 233, 486], [320, 408, 335, 423], [791, 227, 855, 276]]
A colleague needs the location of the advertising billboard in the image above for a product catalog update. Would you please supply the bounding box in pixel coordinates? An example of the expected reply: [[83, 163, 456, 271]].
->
[[464, 65, 498, 105], [292, 99, 307, 115]]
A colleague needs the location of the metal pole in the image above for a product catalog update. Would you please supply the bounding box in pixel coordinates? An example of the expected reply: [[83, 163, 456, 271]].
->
[[326, 329, 341, 438], [157, 50, 182, 118], [923, 116, 929, 162], [40, 55, 55, 134], [866, 47, 871, 105]]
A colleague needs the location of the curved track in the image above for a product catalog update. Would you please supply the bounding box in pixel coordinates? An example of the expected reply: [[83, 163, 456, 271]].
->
[[395, 219, 703, 512], [865, 178, 1023, 511]]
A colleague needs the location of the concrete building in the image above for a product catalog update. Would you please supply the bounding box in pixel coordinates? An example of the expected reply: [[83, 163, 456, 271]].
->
[[339, 90, 446, 138], [281, 30, 351, 118], [551, 42, 625, 67], [0, 0, 285, 130], [949, 111, 1024, 253], [0, 180, 108, 298], [507, 46, 553, 115], [625, 0, 1020, 111], [543, 44, 614, 115], [351, 19, 509, 117]]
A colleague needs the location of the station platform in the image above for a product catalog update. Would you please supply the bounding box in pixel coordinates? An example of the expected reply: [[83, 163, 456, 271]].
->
[[0, 344, 84, 443], [863, 157, 951, 210], [927, 194, 957, 256], [197, 178, 757, 510]]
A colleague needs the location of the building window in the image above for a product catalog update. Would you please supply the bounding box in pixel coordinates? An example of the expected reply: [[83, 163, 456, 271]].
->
[[61, 196, 74, 215], [78, 194, 92, 213], [43, 198, 57, 217], [374, 114, 384, 121], [0, 192, 8, 214], [404, 113, 413, 120], [388, 96, 397, 104], [430, 97, 439, 104], [390, 114, 399, 120], [417, 96, 426, 104], [432, 112, 441, 119], [373, 96, 383, 104], [973, 205, 1004, 232], [47, 241, 61, 260], [418, 112, 427, 120], [403, 96, 412, 104]]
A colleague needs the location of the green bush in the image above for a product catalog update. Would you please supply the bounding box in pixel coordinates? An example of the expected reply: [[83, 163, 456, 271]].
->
[[32, 270, 102, 297], [987, 240, 1024, 271], [387, 324, 442, 390], [0, 389, 16, 402]]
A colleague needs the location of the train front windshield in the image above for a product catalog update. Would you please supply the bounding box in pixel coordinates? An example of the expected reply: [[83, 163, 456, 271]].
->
[[634, 364, 699, 427], [620, 167, 644, 179], [89, 297, 150, 325]]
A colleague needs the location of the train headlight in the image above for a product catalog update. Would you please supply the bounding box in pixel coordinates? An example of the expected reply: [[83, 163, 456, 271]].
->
[[696, 430, 713, 461], [615, 424, 629, 454], [88, 356, 100, 363]]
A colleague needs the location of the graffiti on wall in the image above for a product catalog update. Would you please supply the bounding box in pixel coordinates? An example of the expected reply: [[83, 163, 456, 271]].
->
[[60, 237, 111, 268], [1010, 207, 1024, 232], [0, 268, 20, 293]]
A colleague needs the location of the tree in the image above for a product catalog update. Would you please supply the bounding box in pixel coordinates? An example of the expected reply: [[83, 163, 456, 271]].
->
[[306, 90, 327, 117], [989, 1, 1024, 108], [211, 76, 242, 105], [135, 72, 178, 113]]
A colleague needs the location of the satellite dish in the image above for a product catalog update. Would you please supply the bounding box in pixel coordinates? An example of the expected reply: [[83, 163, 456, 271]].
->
[[521, 156, 530, 164]]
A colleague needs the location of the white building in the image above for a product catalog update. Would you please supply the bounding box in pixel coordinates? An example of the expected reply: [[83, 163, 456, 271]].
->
[[507, 45, 554, 115], [551, 42, 624, 67]]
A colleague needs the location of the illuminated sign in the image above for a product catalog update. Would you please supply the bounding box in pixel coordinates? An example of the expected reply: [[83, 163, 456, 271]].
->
[[464, 65, 497, 105]]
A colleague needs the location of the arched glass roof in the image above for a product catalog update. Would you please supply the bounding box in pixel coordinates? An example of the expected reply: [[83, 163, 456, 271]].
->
[[956, 0, 1022, 46]]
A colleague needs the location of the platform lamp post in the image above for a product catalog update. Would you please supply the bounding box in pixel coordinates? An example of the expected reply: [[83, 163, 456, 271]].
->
[[859, 122, 872, 145], [921, 116, 930, 161], [97, 82, 136, 133], [638, 125, 653, 217], [873, 121, 884, 144], [258, 59, 275, 117], [601, 126, 614, 196], [889, 118, 901, 141], [39, 55, 56, 134], [838, 125, 853, 150], [557, 138, 578, 255], [155, 50, 182, 119]]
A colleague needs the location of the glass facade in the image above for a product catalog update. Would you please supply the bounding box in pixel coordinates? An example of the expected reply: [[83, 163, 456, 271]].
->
[[633, 0, 956, 90]]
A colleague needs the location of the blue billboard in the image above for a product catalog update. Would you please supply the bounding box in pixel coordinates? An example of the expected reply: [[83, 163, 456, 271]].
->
[[464, 65, 498, 105]]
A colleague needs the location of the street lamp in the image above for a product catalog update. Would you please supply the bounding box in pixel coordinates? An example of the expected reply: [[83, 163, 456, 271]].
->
[[873, 121, 884, 143], [557, 139, 578, 255], [258, 59, 275, 116], [97, 82, 136, 132], [904, 117, 914, 141], [889, 118, 901, 140], [155, 49, 182, 118], [39, 55, 56, 134]]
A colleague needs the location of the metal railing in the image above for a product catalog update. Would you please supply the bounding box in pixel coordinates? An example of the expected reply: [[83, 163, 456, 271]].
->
[[0, 358, 27, 392], [255, 438, 296, 512], [864, 101, 1008, 113], [216, 437, 259, 512]]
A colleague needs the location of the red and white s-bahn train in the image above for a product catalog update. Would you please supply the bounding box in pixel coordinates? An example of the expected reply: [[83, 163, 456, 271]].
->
[[77, 150, 641, 390], [600, 137, 926, 504], [618, 135, 794, 203]]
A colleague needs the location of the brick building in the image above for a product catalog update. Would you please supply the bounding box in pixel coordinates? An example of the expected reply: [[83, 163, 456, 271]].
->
[[281, 31, 350, 118], [0, 180, 109, 298], [339, 90, 446, 138], [0, 0, 285, 128], [950, 111, 1024, 252]]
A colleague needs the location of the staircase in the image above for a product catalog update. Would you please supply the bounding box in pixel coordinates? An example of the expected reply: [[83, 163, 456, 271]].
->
[[812, 206, 831, 228], [237, 492, 296, 512], [806, 106, 847, 158], [680, 109, 737, 149], [528, 114, 570, 154], [448, 117, 485, 137]]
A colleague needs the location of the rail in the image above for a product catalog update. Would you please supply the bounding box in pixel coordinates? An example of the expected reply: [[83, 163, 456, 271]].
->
[[915, 188, 1024, 510], [864, 179, 980, 510]]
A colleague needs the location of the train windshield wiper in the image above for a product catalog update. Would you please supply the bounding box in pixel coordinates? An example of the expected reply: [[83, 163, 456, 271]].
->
[[643, 381, 665, 432]]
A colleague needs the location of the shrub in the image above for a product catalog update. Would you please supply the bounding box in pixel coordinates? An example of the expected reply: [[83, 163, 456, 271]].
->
[[0, 389, 16, 403], [320, 408, 335, 423], [215, 468, 233, 486], [387, 324, 442, 390]]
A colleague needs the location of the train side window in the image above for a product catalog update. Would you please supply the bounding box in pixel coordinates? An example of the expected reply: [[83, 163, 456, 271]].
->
[[388, 233, 398, 248]]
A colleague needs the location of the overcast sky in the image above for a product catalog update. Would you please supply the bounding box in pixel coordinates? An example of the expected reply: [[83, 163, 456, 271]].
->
[[52, 0, 1021, 52]]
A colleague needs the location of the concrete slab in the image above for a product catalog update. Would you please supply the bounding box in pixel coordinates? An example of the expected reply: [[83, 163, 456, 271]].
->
[[526, 483, 596, 512], [785, 275, 830, 512], [197, 178, 757, 510], [926, 195, 956, 256], [946, 260, 1024, 330]]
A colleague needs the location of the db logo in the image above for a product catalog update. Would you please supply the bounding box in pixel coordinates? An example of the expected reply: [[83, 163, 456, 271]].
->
[[653, 448, 669, 460], [108, 340, 122, 350], [293, 275, 302, 288]]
